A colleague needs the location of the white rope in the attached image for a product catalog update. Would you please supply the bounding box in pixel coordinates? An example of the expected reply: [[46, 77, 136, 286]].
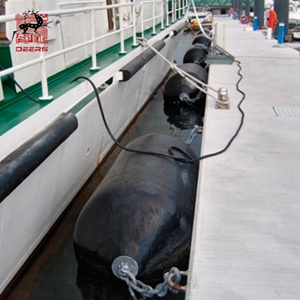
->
[[137, 37, 227, 105], [189, 0, 213, 41]]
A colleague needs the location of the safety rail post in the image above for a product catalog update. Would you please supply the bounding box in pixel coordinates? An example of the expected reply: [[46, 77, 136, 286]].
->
[[160, 1, 164, 29], [132, 2, 138, 46], [140, 2, 144, 38], [90, 9, 100, 70], [166, 1, 170, 27], [0, 81, 3, 101], [119, 4, 127, 54], [172, 0, 175, 23], [39, 51, 53, 100], [152, 2, 156, 34], [178, 0, 183, 18]]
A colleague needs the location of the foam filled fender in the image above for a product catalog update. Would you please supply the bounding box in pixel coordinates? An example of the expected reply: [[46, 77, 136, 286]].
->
[[183, 44, 207, 66], [119, 40, 165, 81], [0, 113, 78, 203], [192, 33, 211, 47], [163, 63, 207, 104], [73, 133, 199, 283]]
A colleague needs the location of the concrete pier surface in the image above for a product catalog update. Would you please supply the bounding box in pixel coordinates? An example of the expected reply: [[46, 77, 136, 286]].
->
[[186, 16, 300, 300]]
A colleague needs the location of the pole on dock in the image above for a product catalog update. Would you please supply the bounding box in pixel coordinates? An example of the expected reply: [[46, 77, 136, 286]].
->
[[237, 0, 242, 16], [278, 23, 285, 44], [254, 0, 264, 28], [245, 0, 250, 18], [232, 0, 237, 12], [253, 16, 258, 30], [273, 0, 289, 37]]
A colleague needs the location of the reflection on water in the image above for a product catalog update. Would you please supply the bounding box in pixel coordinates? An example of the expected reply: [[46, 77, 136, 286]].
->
[[164, 101, 204, 130], [76, 270, 134, 300]]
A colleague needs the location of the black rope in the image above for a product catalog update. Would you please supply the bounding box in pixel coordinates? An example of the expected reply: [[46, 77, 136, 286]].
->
[[71, 76, 194, 163], [181, 59, 246, 163], [0, 64, 40, 103], [71, 59, 245, 164]]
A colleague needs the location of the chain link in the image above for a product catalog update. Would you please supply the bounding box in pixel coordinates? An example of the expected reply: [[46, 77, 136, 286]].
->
[[117, 265, 185, 299]]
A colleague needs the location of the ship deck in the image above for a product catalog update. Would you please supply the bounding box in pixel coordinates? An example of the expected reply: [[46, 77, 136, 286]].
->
[[187, 16, 300, 300], [0, 27, 162, 136]]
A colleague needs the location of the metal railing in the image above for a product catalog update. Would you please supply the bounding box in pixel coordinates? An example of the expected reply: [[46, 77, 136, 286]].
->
[[140, 0, 163, 37], [195, 0, 254, 7], [0, 0, 188, 101]]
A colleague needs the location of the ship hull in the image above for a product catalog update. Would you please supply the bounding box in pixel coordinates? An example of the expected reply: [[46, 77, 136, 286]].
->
[[0, 21, 188, 294]]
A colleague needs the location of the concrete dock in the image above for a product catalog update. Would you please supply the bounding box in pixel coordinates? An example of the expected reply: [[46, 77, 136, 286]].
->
[[187, 16, 300, 300]]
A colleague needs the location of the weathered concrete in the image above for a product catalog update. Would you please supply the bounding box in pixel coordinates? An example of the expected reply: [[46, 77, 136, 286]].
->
[[187, 16, 300, 300]]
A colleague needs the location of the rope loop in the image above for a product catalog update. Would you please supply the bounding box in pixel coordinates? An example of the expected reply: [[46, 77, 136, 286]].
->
[[167, 269, 188, 292], [186, 125, 203, 145]]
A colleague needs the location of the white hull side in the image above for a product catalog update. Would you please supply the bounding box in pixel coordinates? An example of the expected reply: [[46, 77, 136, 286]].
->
[[0, 22, 187, 294]]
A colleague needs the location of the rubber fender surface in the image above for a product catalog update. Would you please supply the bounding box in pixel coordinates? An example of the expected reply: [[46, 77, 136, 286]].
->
[[183, 45, 206, 65], [119, 40, 165, 81], [163, 63, 207, 101], [73, 133, 199, 283], [0, 113, 78, 203], [172, 22, 188, 35], [190, 42, 209, 52], [192, 33, 211, 46], [199, 27, 211, 36]]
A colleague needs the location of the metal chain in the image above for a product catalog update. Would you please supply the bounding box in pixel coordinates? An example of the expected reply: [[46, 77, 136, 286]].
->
[[118, 265, 185, 299]]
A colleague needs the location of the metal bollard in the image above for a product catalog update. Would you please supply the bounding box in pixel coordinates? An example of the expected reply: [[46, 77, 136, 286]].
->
[[216, 87, 230, 109], [253, 16, 258, 31], [278, 23, 285, 44]]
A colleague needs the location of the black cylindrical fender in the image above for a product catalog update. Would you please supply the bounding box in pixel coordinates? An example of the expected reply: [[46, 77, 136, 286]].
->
[[0, 113, 78, 203], [119, 40, 165, 81], [199, 27, 211, 36], [192, 33, 211, 47], [183, 44, 207, 66], [73, 133, 198, 283], [163, 63, 207, 104]]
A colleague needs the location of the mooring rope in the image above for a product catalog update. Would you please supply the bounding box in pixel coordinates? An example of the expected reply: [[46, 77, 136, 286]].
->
[[137, 37, 229, 106], [189, 0, 214, 41]]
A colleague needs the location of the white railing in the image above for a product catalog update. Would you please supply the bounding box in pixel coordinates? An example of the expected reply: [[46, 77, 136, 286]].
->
[[0, 0, 188, 101], [139, 0, 164, 38], [58, 1, 107, 5], [166, 0, 188, 26]]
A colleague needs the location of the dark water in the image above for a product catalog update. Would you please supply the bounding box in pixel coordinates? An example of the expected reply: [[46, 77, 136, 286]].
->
[[4, 31, 203, 300]]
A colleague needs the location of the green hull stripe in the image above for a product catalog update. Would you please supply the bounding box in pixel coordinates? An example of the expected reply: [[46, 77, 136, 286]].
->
[[0, 17, 185, 136]]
